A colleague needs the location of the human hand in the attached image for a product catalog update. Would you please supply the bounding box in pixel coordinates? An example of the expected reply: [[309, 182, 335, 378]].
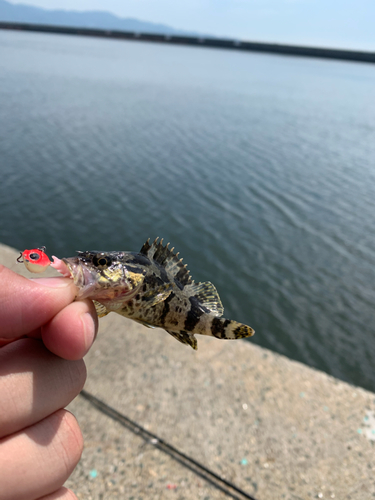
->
[[0, 265, 98, 500]]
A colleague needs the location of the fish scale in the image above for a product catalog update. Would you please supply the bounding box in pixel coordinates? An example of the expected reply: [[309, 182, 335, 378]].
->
[[62, 238, 255, 350]]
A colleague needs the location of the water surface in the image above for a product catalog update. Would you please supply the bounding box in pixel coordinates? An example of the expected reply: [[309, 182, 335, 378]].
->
[[1, 30, 375, 390]]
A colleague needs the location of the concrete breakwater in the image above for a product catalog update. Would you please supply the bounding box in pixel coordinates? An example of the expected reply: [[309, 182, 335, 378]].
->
[[1, 241, 375, 499], [1, 21, 375, 64]]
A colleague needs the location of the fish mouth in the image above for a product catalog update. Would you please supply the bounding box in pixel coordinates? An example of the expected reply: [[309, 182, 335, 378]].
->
[[62, 257, 99, 299], [56, 256, 142, 303]]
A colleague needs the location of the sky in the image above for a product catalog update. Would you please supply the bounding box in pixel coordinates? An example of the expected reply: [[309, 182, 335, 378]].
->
[[7, 0, 375, 50]]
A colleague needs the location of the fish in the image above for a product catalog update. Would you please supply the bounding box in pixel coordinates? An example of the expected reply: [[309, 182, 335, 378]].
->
[[53, 238, 255, 350]]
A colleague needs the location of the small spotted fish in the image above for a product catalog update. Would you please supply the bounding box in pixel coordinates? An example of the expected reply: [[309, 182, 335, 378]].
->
[[53, 238, 255, 350], [17, 247, 51, 273]]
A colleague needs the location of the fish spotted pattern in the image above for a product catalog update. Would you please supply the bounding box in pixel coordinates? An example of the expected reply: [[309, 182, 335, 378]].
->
[[62, 238, 255, 349]]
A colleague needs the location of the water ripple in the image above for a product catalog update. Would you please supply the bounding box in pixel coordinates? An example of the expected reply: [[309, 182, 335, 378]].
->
[[1, 30, 375, 390]]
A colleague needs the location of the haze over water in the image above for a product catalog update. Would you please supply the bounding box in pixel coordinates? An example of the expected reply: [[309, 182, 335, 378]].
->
[[1, 30, 375, 390]]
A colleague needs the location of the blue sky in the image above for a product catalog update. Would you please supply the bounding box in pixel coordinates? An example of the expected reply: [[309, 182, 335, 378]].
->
[[7, 0, 375, 49]]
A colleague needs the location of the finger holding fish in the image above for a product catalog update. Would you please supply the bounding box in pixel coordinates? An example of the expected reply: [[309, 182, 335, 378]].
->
[[0, 265, 77, 340], [41, 299, 98, 360]]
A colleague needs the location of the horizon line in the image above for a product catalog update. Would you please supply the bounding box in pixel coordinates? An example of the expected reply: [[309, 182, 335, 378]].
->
[[1, 21, 374, 64]]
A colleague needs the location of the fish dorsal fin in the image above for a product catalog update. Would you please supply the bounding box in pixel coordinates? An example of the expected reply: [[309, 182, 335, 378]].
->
[[184, 281, 224, 317], [140, 237, 192, 286]]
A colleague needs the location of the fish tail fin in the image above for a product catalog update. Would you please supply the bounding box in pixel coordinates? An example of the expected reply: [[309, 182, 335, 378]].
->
[[208, 317, 255, 340], [165, 318, 254, 350]]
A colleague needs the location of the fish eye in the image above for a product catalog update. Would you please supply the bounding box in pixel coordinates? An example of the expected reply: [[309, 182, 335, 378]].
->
[[29, 253, 40, 261], [93, 255, 112, 268]]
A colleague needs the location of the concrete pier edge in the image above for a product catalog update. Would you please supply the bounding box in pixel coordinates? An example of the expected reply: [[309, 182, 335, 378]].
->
[[1, 242, 375, 499]]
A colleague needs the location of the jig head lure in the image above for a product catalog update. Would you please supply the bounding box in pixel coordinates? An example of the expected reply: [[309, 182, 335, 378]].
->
[[17, 247, 51, 273]]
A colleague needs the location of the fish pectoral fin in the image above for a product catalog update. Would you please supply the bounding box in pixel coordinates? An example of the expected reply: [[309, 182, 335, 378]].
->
[[93, 300, 110, 318], [166, 329, 198, 350], [142, 283, 173, 308], [184, 281, 224, 317]]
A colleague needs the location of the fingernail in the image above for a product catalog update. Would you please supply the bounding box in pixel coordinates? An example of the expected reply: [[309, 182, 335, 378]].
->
[[29, 277, 72, 288], [81, 312, 96, 351]]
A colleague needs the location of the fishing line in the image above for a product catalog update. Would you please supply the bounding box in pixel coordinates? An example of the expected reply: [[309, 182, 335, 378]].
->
[[80, 389, 259, 500]]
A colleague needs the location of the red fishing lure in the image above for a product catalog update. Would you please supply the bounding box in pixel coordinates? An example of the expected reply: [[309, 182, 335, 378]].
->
[[17, 247, 51, 273]]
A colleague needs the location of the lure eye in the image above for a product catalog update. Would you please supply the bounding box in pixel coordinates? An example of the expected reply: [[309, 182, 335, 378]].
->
[[29, 253, 40, 261], [93, 255, 112, 268]]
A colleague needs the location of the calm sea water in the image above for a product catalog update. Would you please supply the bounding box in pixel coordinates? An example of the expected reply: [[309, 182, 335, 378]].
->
[[1, 30, 375, 390]]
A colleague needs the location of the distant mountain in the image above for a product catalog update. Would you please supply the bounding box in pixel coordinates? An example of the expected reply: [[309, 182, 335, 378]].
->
[[0, 0, 194, 35]]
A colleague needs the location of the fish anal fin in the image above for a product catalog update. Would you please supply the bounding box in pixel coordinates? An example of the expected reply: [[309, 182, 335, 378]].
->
[[139, 238, 192, 286], [133, 318, 156, 329], [93, 300, 110, 318], [142, 283, 173, 308], [166, 330, 197, 350], [185, 281, 224, 317]]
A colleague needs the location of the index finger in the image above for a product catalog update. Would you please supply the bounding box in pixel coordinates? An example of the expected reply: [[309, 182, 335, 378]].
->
[[0, 265, 78, 340]]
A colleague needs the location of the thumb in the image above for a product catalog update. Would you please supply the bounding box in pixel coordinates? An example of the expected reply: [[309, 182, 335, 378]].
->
[[0, 265, 78, 340]]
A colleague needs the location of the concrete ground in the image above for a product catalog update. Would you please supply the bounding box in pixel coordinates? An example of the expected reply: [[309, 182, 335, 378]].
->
[[1, 243, 375, 499]]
